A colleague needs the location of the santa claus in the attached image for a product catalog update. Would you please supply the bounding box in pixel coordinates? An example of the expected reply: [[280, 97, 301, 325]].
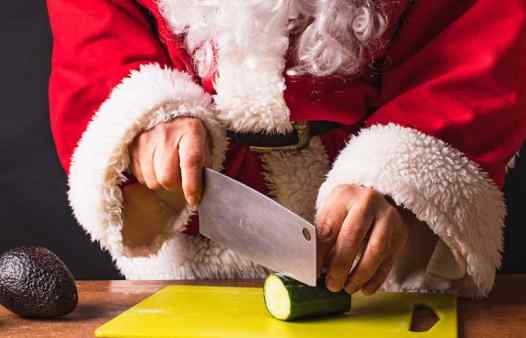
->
[[46, 0, 526, 297]]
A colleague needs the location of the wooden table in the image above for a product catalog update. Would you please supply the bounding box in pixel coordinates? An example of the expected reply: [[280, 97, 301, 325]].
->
[[1, 275, 525, 338]]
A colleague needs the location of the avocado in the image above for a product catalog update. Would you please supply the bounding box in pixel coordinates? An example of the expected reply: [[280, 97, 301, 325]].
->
[[0, 246, 78, 318]]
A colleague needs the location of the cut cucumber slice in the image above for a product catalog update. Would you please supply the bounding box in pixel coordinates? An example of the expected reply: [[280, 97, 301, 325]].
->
[[264, 273, 351, 321]]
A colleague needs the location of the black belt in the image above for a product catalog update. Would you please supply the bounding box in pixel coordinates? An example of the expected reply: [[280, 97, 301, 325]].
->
[[227, 121, 340, 153]]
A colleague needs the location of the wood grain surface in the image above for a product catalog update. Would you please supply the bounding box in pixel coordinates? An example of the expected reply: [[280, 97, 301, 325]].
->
[[0, 275, 524, 338]]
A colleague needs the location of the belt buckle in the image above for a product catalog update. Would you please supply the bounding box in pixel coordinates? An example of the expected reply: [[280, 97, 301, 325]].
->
[[249, 122, 311, 153]]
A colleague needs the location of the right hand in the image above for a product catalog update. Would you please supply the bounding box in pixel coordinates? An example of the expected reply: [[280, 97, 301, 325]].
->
[[129, 117, 211, 208]]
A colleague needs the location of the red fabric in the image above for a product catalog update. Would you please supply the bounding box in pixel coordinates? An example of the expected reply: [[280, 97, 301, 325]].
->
[[284, 75, 376, 126], [47, 0, 526, 191], [46, 0, 192, 173], [366, 0, 526, 188], [319, 126, 359, 164], [223, 144, 270, 197]]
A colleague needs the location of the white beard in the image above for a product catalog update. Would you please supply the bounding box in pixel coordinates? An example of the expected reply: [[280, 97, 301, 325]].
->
[[157, 0, 388, 132], [159, 0, 294, 133]]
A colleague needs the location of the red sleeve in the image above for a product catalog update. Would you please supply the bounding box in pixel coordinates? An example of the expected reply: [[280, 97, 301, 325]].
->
[[316, 0, 526, 296], [50, 1, 228, 264], [367, 0, 526, 188], [47, 0, 175, 172]]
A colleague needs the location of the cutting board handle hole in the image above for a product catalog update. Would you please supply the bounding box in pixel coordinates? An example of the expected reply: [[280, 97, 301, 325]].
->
[[409, 304, 439, 332]]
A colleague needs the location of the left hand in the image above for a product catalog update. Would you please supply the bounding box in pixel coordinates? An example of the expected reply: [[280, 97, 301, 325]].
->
[[317, 184, 411, 295]]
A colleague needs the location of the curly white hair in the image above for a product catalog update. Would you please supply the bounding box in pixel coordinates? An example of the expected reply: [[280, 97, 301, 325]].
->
[[290, 0, 389, 76], [160, 0, 389, 78]]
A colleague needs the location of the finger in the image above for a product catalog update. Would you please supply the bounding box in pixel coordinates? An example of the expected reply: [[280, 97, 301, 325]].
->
[[316, 188, 351, 274], [361, 212, 408, 295], [179, 132, 206, 207], [142, 145, 162, 190], [129, 136, 146, 184], [131, 148, 145, 184], [325, 201, 374, 292], [154, 141, 181, 191], [344, 215, 391, 294], [361, 254, 395, 295]]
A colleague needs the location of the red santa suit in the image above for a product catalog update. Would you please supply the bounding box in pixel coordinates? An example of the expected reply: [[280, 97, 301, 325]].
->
[[47, 0, 526, 296]]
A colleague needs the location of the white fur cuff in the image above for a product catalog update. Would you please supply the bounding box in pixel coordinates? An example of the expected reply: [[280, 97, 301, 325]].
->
[[68, 63, 227, 260], [316, 123, 506, 296]]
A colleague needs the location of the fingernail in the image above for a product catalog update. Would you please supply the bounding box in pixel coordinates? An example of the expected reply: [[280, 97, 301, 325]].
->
[[345, 282, 357, 295], [326, 276, 341, 293]]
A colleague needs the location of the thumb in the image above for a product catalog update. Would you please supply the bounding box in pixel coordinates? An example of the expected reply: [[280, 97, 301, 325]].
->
[[179, 132, 206, 208]]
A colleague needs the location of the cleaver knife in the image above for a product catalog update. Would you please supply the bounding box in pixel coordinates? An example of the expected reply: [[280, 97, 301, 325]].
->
[[198, 168, 317, 286]]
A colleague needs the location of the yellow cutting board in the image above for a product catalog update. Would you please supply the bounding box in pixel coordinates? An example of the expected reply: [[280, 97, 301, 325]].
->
[[95, 285, 456, 338]]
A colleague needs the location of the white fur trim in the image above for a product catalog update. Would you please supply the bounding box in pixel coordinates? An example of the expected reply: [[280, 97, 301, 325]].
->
[[316, 123, 506, 296], [68, 63, 227, 260], [115, 233, 268, 280], [159, 0, 293, 133], [261, 137, 330, 222]]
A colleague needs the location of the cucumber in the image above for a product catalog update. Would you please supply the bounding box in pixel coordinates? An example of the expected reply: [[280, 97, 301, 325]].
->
[[263, 273, 351, 321]]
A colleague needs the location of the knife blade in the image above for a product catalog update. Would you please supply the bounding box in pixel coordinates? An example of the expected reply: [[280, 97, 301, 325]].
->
[[198, 168, 317, 286]]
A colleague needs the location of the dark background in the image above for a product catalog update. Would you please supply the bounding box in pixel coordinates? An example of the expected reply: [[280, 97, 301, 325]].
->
[[0, 1, 121, 279], [0, 1, 524, 279]]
